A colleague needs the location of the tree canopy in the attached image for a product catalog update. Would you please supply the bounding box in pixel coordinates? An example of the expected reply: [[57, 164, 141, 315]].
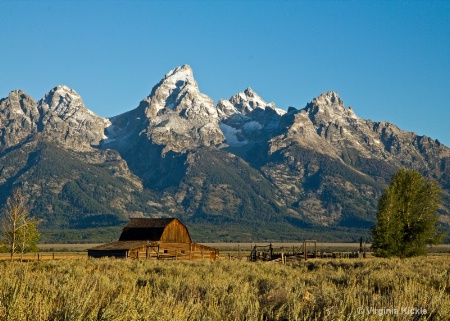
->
[[1, 189, 40, 260], [371, 168, 443, 257]]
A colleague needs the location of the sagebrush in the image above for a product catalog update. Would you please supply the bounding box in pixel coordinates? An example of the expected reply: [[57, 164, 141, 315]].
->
[[0, 257, 449, 320]]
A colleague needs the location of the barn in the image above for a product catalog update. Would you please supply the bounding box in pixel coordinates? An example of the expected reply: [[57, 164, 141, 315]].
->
[[88, 218, 218, 260]]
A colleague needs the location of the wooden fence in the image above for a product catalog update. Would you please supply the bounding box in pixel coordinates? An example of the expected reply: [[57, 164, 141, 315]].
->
[[0, 252, 88, 261], [128, 248, 218, 261]]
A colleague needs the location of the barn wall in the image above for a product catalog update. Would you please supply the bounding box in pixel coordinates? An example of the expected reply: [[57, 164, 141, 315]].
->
[[160, 219, 192, 243], [124, 245, 147, 259], [132, 242, 219, 260], [88, 250, 128, 258]]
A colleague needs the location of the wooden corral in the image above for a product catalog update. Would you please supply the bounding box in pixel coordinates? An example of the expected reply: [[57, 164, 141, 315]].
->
[[88, 218, 218, 260], [248, 240, 364, 262]]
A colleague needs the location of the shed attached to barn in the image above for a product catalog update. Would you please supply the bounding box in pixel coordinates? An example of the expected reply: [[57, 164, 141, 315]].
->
[[88, 218, 218, 260]]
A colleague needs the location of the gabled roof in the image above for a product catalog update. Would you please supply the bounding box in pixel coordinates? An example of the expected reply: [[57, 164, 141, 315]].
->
[[122, 218, 176, 228], [118, 218, 180, 241]]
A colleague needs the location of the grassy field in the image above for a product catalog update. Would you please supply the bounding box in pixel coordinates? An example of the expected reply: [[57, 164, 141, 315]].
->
[[0, 256, 449, 320]]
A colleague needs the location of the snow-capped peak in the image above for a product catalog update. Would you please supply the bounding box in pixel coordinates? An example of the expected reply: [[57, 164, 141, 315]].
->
[[143, 64, 219, 118], [218, 87, 286, 117], [233, 87, 267, 113], [159, 64, 196, 93]]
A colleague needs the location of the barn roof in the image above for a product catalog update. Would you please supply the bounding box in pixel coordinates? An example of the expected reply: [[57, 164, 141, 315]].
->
[[118, 217, 185, 241], [123, 218, 176, 228]]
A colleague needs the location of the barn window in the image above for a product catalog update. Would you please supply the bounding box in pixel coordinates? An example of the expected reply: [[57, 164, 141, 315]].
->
[[164, 250, 168, 253], [181, 250, 185, 254]]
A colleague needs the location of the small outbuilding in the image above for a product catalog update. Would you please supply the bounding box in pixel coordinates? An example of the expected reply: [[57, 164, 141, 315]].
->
[[88, 218, 218, 260]]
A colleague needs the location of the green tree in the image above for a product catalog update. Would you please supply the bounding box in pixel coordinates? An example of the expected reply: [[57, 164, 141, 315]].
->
[[372, 169, 443, 257], [1, 189, 40, 261]]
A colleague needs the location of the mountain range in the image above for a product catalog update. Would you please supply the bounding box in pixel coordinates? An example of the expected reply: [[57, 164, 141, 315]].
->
[[1, 65, 449, 242]]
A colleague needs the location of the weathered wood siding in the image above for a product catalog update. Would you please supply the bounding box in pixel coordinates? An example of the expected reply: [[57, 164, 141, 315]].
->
[[129, 242, 219, 260], [160, 219, 192, 243]]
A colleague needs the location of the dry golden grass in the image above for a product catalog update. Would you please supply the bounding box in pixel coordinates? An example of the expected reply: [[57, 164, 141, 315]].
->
[[0, 257, 449, 320]]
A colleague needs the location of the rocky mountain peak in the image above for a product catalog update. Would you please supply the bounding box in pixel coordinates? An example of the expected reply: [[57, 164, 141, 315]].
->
[[165, 64, 195, 84], [0, 90, 40, 148], [229, 87, 270, 114], [218, 87, 285, 119], [305, 91, 358, 123], [37, 86, 108, 150], [40, 85, 87, 116], [313, 91, 343, 107], [1, 90, 39, 118], [143, 64, 218, 119], [243, 87, 256, 97], [154, 64, 196, 100], [108, 65, 224, 155]]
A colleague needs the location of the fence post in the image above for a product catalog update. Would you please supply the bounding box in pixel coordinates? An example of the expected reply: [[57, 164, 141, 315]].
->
[[52, 252, 55, 260], [304, 241, 307, 261]]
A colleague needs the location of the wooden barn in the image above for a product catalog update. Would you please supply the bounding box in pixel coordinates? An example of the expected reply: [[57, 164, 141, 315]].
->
[[88, 218, 218, 260]]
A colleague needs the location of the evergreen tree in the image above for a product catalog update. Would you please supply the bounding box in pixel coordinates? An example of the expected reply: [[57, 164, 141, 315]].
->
[[372, 169, 443, 257]]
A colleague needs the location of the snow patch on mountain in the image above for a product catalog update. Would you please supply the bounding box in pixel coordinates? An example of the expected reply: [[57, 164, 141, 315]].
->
[[243, 120, 263, 131], [219, 123, 248, 147]]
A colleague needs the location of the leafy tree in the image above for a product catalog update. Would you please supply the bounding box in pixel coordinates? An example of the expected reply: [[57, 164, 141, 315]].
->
[[1, 189, 40, 261], [372, 169, 443, 257], [16, 217, 40, 258]]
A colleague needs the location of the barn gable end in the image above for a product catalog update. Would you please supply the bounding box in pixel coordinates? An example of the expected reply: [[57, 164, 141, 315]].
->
[[160, 219, 192, 243]]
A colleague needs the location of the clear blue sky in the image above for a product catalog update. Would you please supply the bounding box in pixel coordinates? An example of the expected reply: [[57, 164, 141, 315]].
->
[[1, 1, 449, 145]]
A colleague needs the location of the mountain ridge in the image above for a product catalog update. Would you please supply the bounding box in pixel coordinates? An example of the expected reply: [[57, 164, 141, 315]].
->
[[1, 65, 449, 242]]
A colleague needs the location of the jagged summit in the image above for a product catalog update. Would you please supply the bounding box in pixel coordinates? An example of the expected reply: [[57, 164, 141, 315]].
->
[[37, 85, 108, 150], [313, 91, 343, 107], [217, 87, 285, 120], [217, 87, 286, 147], [0, 85, 108, 151], [40, 85, 87, 115], [164, 64, 195, 83], [106, 65, 224, 155], [142, 64, 219, 119], [305, 91, 358, 121], [230, 87, 274, 114], [39, 85, 105, 124], [1, 90, 39, 118], [0, 90, 40, 148]]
